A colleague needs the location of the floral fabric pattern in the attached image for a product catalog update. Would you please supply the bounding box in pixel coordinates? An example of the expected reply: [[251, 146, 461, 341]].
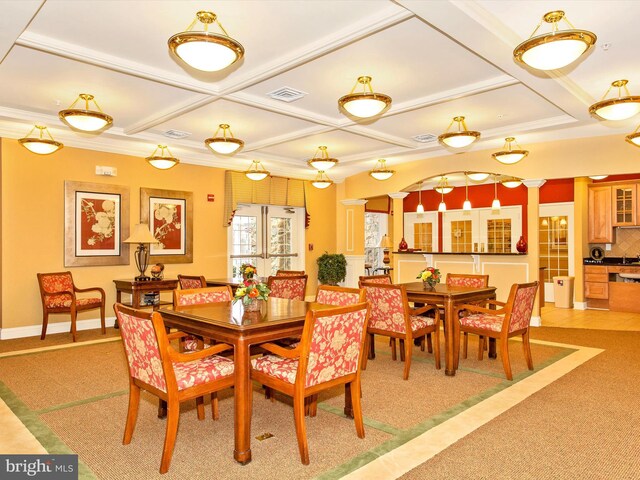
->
[[360, 276, 391, 285], [409, 315, 435, 330], [447, 276, 487, 288], [172, 355, 234, 390], [460, 313, 504, 332], [316, 289, 361, 306], [364, 285, 408, 334], [46, 296, 102, 309], [251, 355, 298, 384], [40, 273, 74, 295], [179, 278, 205, 289], [276, 271, 305, 277], [175, 288, 232, 306], [117, 311, 167, 392], [509, 284, 537, 332], [268, 277, 306, 301]]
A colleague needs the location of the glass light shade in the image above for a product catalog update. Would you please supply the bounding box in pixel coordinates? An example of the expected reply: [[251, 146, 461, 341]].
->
[[589, 175, 608, 180], [311, 171, 333, 189], [438, 116, 480, 149], [492, 137, 529, 165], [501, 179, 523, 188], [308, 146, 338, 171], [438, 201, 447, 212], [589, 80, 640, 121], [18, 126, 63, 155], [168, 11, 244, 72], [338, 76, 391, 118], [416, 203, 424, 214], [626, 131, 640, 147], [245, 160, 269, 181], [466, 172, 490, 181], [58, 93, 112, 132], [492, 198, 501, 211], [205, 137, 243, 154], [145, 145, 179, 170], [369, 158, 394, 180], [463, 199, 472, 211], [434, 185, 454, 194]]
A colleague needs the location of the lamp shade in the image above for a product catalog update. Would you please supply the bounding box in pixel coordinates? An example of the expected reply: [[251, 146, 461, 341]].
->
[[204, 124, 244, 154], [492, 137, 528, 165], [466, 172, 490, 182], [338, 76, 391, 118], [124, 224, 158, 244], [369, 158, 394, 180], [58, 94, 112, 132], [311, 170, 333, 189], [589, 80, 640, 121], [308, 146, 338, 171], [18, 125, 63, 155], [378, 234, 392, 249], [145, 145, 179, 170], [438, 116, 480, 148]]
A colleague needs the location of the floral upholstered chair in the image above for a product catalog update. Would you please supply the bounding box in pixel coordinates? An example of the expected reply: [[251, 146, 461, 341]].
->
[[36, 271, 106, 342], [251, 302, 370, 464], [455, 281, 538, 380], [276, 270, 305, 276], [267, 274, 308, 301], [362, 283, 440, 379], [358, 274, 392, 287], [177, 274, 207, 289], [114, 304, 234, 474], [316, 285, 365, 306], [446, 273, 490, 357]]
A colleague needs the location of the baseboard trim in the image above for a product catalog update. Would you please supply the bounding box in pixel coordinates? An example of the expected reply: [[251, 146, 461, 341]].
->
[[0, 316, 116, 340], [530, 315, 541, 327], [573, 301, 587, 310]]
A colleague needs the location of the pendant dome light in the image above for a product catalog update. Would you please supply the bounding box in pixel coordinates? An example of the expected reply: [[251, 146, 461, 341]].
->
[[492, 175, 501, 212], [308, 146, 338, 171], [589, 80, 640, 121], [501, 177, 523, 188], [492, 137, 529, 165], [416, 182, 424, 213], [311, 171, 333, 189], [438, 190, 447, 213], [626, 124, 640, 147], [466, 172, 490, 182], [463, 174, 472, 211], [438, 116, 480, 148], [369, 158, 395, 180], [338, 76, 391, 118], [245, 160, 269, 181], [588, 175, 608, 180], [58, 93, 113, 132], [145, 145, 179, 170], [513, 10, 596, 71], [168, 10, 244, 72], [434, 176, 454, 194], [18, 125, 63, 155], [205, 124, 244, 154]]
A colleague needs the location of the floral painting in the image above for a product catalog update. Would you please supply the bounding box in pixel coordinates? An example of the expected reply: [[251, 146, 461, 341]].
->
[[78, 195, 117, 250]]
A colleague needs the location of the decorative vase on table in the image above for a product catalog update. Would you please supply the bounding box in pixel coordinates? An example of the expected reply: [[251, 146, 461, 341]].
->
[[243, 298, 261, 312], [417, 266, 441, 291], [398, 237, 408, 251], [233, 280, 270, 314], [516, 235, 528, 253]]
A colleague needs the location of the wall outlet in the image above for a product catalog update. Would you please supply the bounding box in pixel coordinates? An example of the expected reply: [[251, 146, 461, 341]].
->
[[96, 166, 117, 176]]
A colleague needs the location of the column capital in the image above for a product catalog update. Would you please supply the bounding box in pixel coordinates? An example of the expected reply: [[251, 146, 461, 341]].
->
[[340, 199, 368, 206], [522, 179, 546, 188], [388, 192, 410, 199]]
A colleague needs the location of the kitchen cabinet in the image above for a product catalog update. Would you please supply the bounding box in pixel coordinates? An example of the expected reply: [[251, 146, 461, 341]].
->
[[584, 265, 608, 299], [612, 184, 636, 226], [588, 185, 613, 243]]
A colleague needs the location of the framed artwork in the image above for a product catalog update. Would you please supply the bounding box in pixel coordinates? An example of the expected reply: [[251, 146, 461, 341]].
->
[[140, 187, 193, 264], [64, 181, 130, 267]]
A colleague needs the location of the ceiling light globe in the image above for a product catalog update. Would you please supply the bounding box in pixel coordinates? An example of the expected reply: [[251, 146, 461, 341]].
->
[[439, 133, 478, 148], [246, 171, 269, 181], [416, 203, 425, 214], [519, 38, 590, 71], [309, 159, 338, 171], [205, 138, 243, 154], [438, 201, 447, 213], [463, 199, 472, 211], [434, 186, 454, 195], [591, 101, 640, 121], [146, 157, 179, 170], [341, 95, 389, 118], [501, 179, 523, 188], [466, 172, 490, 182], [493, 151, 528, 165], [173, 38, 241, 72], [370, 170, 394, 181], [588, 175, 608, 180], [19, 139, 62, 155], [59, 111, 111, 132], [626, 132, 640, 147], [312, 180, 333, 189]]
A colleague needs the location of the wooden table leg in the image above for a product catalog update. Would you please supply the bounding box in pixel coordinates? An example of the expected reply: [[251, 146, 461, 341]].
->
[[344, 383, 354, 418], [444, 298, 457, 376], [488, 338, 497, 359], [233, 338, 252, 464]]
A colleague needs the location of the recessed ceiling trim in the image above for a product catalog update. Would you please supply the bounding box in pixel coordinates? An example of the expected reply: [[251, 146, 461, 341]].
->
[[123, 95, 216, 135]]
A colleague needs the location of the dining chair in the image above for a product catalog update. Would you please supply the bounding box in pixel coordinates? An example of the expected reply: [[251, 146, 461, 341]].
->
[[36, 271, 106, 342], [114, 304, 234, 474], [276, 270, 306, 276], [361, 283, 440, 379], [358, 274, 392, 287], [177, 274, 207, 289], [455, 281, 538, 380], [267, 274, 308, 301], [251, 302, 370, 464]]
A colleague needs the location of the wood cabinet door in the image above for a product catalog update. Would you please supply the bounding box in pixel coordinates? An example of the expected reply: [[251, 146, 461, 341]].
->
[[585, 281, 609, 299], [588, 186, 614, 243], [612, 184, 636, 226]]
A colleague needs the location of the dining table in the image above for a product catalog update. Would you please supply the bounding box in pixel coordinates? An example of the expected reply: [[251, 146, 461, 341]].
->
[[400, 282, 497, 376], [158, 297, 333, 465]]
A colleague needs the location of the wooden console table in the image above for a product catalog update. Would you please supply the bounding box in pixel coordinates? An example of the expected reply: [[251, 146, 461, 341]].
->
[[113, 278, 178, 327]]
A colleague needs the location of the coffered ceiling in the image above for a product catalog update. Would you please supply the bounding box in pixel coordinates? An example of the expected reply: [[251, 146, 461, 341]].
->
[[1, 0, 638, 183]]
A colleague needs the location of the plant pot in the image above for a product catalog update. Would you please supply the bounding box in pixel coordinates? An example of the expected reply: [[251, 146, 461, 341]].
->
[[243, 298, 262, 311], [422, 281, 435, 291]]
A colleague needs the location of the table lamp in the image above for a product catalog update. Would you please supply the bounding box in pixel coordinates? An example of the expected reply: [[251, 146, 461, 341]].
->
[[379, 234, 392, 265], [123, 223, 159, 281]]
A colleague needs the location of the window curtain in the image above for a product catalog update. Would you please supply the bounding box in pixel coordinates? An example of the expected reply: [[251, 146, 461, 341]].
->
[[224, 171, 309, 227]]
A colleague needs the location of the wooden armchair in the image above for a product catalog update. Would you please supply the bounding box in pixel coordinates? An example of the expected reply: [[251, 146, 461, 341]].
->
[[446, 273, 490, 355], [276, 270, 305, 276], [251, 303, 370, 464], [37, 271, 105, 342], [114, 304, 234, 474], [455, 281, 538, 380], [358, 274, 392, 287], [177, 274, 207, 289], [267, 274, 308, 300]]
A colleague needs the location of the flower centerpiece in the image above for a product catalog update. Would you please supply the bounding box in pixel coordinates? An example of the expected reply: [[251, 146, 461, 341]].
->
[[233, 279, 270, 311], [239, 263, 257, 281], [417, 266, 441, 289]]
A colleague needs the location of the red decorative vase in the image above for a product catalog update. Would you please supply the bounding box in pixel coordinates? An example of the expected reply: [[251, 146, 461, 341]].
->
[[516, 235, 527, 253], [398, 237, 408, 251]]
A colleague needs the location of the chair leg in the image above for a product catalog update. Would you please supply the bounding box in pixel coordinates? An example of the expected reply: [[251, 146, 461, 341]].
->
[[462, 332, 468, 359], [293, 392, 309, 465], [40, 312, 49, 340], [70, 308, 77, 342], [123, 384, 141, 444], [350, 379, 365, 439], [501, 339, 513, 381], [159, 400, 180, 474], [433, 328, 441, 370], [157, 399, 167, 418], [399, 339, 405, 362], [390, 338, 397, 361], [264, 386, 275, 402], [196, 396, 205, 420], [522, 330, 534, 371], [367, 333, 376, 360], [100, 303, 106, 335], [420, 335, 426, 352], [477, 336, 485, 360], [426, 334, 433, 353], [211, 392, 220, 420], [402, 336, 412, 380], [361, 335, 370, 371], [309, 394, 318, 417]]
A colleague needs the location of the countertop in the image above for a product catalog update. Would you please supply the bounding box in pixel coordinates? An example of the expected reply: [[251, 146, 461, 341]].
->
[[394, 251, 526, 256], [584, 257, 640, 266]]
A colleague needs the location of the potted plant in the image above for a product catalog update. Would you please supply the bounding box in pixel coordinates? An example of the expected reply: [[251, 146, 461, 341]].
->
[[317, 252, 347, 285]]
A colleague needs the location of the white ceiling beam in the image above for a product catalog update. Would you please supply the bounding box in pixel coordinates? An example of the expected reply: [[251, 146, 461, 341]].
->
[[0, 1, 43, 63]]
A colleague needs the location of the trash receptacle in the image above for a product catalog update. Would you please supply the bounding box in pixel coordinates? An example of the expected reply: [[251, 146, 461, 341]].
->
[[553, 276, 574, 308]]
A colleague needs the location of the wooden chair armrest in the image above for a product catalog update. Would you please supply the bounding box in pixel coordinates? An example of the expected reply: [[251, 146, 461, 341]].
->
[[485, 299, 506, 308], [168, 343, 233, 363], [456, 304, 505, 316], [166, 331, 189, 341], [410, 304, 438, 316], [260, 342, 301, 359]]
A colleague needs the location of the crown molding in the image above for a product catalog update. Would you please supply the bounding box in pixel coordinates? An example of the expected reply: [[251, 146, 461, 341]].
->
[[522, 179, 547, 188], [388, 192, 410, 199], [340, 199, 368, 206]]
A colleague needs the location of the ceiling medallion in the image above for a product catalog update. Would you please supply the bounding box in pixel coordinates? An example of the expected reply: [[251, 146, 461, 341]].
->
[[513, 10, 596, 71], [308, 146, 338, 171], [58, 93, 113, 132], [626, 124, 640, 147], [145, 145, 179, 170], [311, 170, 333, 189], [369, 159, 395, 181], [245, 160, 270, 181], [18, 125, 63, 155], [338, 76, 391, 118], [589, 80, 640, 121], [438, 116, 480, 148], [168, 10, 244, 72], [492, 137, 529, 165], [205, 124, 244, 154]]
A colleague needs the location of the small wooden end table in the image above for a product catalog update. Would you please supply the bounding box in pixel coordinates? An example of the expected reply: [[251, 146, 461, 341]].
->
[[113, 278, 178, 328]]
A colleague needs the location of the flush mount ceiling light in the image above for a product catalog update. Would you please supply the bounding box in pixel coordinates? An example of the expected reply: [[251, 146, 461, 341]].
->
[[466, 172, 490, 182], [311, 170, 333, 189], [492, 137, 529, 165], [18, 125, 63, 155], [492, 175, 501, 212], [245, 160, 270, 181], [58, 93, 113, 132], [589, 80, 640, 121], [588, 175, 608, 180], [501, 177, 523, 188], [513, 10, 596, 71], [438, 116, 480, 148], [416, 182, 424, 213], [338, 76, 391, 118], [308, 146, 338, 171], [204, 124, 244, 154], [369, 159, 395, 181], [626, 124, 640, 147], [434, 176, 454, 194], [168, 10, 244, 72], [145, 144, 179, 170], [463, 175, 472, 211]]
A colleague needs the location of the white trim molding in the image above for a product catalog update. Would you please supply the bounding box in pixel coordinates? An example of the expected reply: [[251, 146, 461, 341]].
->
[[0, 316, 115, 340], [340, 199, 368, 206], [344, 255, 366, 288], [388, 192, 410, 199]]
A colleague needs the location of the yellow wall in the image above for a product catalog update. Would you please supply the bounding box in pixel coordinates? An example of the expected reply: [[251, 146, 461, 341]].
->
[[1, 140, 335, 330]]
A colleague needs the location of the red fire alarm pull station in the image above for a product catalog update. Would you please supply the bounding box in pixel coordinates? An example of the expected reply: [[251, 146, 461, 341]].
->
[[207, 194, 215, 202]]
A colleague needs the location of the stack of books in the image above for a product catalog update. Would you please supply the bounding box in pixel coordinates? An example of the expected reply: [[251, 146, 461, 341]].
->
[[142, 292, 160, 306]]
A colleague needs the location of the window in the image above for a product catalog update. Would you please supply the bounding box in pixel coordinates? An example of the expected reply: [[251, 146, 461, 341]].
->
[[450, 220, 472, 252], [487, 219, 512, 253], [414, 222, 433, 251], [404, 211, 438, 251], [365, 212, 387, 271], [539, 215, 569, 283]]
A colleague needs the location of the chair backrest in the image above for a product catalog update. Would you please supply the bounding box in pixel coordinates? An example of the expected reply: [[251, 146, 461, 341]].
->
[[114, 303, 173, 393], [267, 275, 308, 300], [362, 283, 410, 334], [276, 270, 305, 277], [173, 286, 233, 306], [177, 274, 207, 289], [358, 274, 392, 287], [504, 281, 539, 333], [297, 303, 370, 388], [446, 273, 489, 288], [316, 285, 364, 306], [37, 271, 75, 295]]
